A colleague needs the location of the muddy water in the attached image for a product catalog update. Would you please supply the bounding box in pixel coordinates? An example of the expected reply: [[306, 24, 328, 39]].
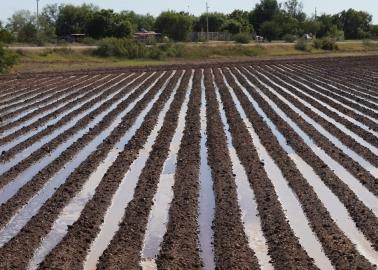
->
[[234, 70, 378, 265], [277, 65, 378, 110], [214, 72, 274, 270], [198, 69, 216, 270], [0, 73, 143, 167], [84, 71, 190, 270], [0, 74, 117, 138], [236, 68, 378, 178], [140, 71, 193, 270], [0, 72, 169, 247], [247, 68, 378, 156], [246, 69, 378, 216], [26, 72, 183, 270], [227, 69, 335, 270], [257, 68, 378, 138], [0, 73, 151, 205]]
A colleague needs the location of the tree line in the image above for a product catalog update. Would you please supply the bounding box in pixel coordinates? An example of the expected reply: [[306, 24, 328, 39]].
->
[[0, 0, 377, 44]]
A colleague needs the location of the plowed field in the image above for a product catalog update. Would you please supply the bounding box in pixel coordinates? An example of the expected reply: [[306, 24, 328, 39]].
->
[[0, 55, 377, 270]]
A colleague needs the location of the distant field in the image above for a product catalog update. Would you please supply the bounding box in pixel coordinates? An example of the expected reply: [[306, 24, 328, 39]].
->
[[0, 55, 377, 269]]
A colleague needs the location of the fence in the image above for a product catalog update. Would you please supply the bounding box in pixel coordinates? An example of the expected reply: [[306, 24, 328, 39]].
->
[[190, 32, 232, 42]]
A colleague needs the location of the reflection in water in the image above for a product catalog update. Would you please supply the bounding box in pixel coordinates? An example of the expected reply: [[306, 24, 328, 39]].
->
[[227, 69, 333, 270], [141, 71, 193, 270], [215, 71, 274, 270]]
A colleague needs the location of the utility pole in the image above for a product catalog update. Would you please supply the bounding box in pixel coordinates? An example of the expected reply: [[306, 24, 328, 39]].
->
[[206, 2, 209, 41], [36, 0, 40, 30]]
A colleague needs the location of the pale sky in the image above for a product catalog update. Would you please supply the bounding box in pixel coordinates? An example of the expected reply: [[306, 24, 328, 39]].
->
[[1, 0, 377, 23]]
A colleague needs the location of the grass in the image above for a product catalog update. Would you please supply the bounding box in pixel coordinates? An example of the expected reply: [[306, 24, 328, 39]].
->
[[8, 40, 378, 74]]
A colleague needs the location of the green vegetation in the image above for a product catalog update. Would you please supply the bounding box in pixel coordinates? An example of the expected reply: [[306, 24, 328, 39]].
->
[[295, 38, 312, 52], [95, 38, 146, 58], [0, 43, 18, 73], [233, 33, 252, 44], [0, 0, 377, 46]]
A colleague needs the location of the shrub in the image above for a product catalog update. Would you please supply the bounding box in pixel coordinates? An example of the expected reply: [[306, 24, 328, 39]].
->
[[313, 38, 338, 50], [295, 38, 312, 52], [0, 43, 18, 73], [283, 34, 297, 43], [312, 38, 322, 49], [320, 37, 338, 50], [94, 38, 146, 58], [81, 37, 98, 45], [233, 33, 251, 44]]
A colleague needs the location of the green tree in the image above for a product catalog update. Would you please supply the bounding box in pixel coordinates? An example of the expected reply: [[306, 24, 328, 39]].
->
[[155, 11, 192, 41], [249, 0, 280, 33], [260, 20, 281, 41], [283, 0, 306, 22], [7, 10, 38, 42], [339, 9, 372, 39], [112, 19, 133, 38], [222, 19, 243, 34], [56, 4, 97, 36], [38, 4, 59, 41], [87, 9, 115, 38], [0, 22, 14, 43], [194, 12, 226, 32], [228, 10, 253, 33]]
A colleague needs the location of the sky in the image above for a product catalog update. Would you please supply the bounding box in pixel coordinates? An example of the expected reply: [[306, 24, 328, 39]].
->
[[0, 0, 377, 23]]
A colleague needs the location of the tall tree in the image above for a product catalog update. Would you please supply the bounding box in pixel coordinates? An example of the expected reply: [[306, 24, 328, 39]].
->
[[155, 11, 192, 41], [249, 0, 280, 33], [339, 9, 372, 39]]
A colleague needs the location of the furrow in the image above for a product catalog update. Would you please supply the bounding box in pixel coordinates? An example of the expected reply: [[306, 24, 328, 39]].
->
[[225, 67, 377, 268], [0, 70, 174, 270], [234, 67, 378, 252]]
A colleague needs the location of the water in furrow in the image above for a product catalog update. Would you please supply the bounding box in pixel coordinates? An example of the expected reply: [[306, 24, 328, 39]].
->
[[0, 72, 169, 247], [214, 73, 274, 270], [140, 71, 193, 270], [83, 71, 191, 270], [218, 70, 329, 270], [198, 69, 216, 270]]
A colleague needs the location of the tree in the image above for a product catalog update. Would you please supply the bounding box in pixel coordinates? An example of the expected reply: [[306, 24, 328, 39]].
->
[[194, 12, 226, 32], [0, 22, 14, 43], [222, 19, 243, 34], [228, 10, 254, 33], [260, 20, 281, 41], [339, 9, 372, 39], [112, 19, 133, 38], [283, 0, 306, 22], [249, 0, 280, 33], [38, 4, 59, 40], [86, 9, 115, 38], [369, 25, 378, 38], [155, 11, 192, 41], [56, 4, 97, 36], [7, 10, 38, 42]]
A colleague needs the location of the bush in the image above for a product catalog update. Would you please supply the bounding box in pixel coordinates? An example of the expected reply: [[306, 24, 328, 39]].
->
[[94, 38, 146, 58], [319, 37, 338, 50], [233, 33, 251, 44], [0, 43, 18, 73], [295, 38, 312, 52], [283, 34, 297, 43], [81, 37, 98, 45], [312, 38, 322, 49], [148, 43, 183, 60]]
